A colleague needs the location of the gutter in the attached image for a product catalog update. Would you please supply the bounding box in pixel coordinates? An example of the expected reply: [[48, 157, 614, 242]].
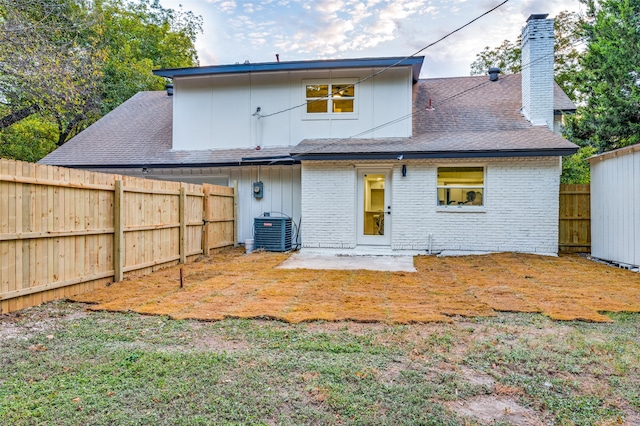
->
[[54, 158, 301, 170], [292, 148, 579, 161], [239, 155, 297, 165]]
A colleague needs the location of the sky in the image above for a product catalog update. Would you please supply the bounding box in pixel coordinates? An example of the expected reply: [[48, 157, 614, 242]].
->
[[159, 0, 585, 78]]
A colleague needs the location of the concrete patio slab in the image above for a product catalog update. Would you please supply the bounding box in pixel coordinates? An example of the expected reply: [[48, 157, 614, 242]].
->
[[276, 252, 417, 272]]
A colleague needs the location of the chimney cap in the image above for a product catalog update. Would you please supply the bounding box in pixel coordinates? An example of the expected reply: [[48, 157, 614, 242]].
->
[[527, 13, 549, 22]]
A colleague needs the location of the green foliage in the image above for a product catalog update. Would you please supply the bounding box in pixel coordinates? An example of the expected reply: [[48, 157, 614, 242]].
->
[[470, 11, 583, 101], [470, 38, 521, 75], [0, 0, 105, 146], [561, 145, 597, 184], [97, 0, 202, 114], [0, 114, 58, 162], [566, 0, 640, 153], [0, 0, 201, 161], [552, 11, 585, 102]]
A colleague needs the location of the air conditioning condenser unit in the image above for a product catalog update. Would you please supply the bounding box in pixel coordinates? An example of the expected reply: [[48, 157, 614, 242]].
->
[[254, 216, 292, 252]]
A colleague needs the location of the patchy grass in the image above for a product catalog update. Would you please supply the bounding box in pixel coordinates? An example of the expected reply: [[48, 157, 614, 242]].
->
[[70, 249, 640, 323], [1, 301, 639, 425]]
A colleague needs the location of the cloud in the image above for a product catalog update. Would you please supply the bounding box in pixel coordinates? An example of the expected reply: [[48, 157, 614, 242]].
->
[[272, 0, 435, 56], [210, 0, 237, 13], [160, 0, 584, 75], [315, 0, 345, 14]]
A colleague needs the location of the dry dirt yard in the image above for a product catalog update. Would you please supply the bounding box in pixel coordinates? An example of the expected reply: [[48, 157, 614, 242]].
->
[[70, 248, 640, 323]]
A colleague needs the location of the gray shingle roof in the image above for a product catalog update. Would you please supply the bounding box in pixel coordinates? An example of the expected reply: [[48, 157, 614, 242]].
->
[[292, 74, 577, 159], [39, 91, 294, 167], [554, 84, 577, 112], [40, 73, 577, 167]]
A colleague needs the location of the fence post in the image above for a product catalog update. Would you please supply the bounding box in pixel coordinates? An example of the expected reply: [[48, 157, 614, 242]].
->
[[233, 180, 238, 247], [202, 184, 211, 256], [179, 183, 187, 264], [113, 179, 123, 282]]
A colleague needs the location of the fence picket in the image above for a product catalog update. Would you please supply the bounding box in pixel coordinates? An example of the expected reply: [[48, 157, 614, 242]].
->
[[559, 184, 591, 253], [0, 159, 236, 313]]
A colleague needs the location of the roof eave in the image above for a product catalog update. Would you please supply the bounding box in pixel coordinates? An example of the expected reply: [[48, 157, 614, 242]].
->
[[153, 56, 424, 81], [292, 148, 579, 161], [54, 158, 301, 170]]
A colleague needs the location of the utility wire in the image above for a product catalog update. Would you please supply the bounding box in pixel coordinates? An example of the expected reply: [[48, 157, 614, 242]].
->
[[344, 37, 586, 140], [259, 0, 510, 119]]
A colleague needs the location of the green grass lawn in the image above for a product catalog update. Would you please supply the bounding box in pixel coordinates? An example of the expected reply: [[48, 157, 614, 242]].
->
[[1, 301, 639, 425]]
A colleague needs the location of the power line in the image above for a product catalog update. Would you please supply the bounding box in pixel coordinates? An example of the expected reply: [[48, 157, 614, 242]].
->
[[344, 37, 586, 140], [259, 0, 510, 119]]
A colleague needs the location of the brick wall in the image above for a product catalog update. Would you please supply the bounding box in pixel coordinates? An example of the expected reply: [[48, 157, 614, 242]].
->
[[301, 157, 561, 254], [521, 16, 555, 129], [301, 162, 356, 249]]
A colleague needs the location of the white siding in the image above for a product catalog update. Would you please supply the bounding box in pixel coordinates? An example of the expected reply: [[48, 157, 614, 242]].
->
[[301, 157, 561, 254], [173, 78, 215, 150], [590, 147, 640, 266], [229, 166, 302, 244], [171, 67, 413, 150]]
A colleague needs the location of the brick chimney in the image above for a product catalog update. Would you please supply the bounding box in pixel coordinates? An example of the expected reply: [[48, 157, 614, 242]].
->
[[521, 14, 554, 129]]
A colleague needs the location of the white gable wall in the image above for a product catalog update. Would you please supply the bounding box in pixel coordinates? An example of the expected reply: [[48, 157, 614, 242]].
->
[[302, 157, 561, 254], [171, 67, 412, 151]]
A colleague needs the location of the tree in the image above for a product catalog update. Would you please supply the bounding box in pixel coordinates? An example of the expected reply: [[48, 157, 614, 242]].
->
[[470, 11, 583, 101], [470, 38, 521, 76], [560, 145, 596, 184], [97, 0, 202, 114], [565, 0, 640, 152], [0, 114, 58, 162], [470, 11, 589, 184], [0, 0, 105, 145], [0, 0, 201, 161]]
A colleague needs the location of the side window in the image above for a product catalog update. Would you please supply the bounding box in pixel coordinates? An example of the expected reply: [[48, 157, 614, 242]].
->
[[304, 81, 356, 116], [437, 167, 484, 206]]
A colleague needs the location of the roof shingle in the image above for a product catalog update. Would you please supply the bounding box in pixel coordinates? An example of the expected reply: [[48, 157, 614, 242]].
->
[[293, 74, 577, 159], [39, 91, 293, 167], [40, 73, 578, 167]]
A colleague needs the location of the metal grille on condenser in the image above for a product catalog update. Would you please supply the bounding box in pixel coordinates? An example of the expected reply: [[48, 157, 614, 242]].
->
[[254, 217, 292, 252]]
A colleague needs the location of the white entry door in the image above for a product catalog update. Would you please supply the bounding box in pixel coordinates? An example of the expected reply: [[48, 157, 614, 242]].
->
[[357, 169, 391, 246]]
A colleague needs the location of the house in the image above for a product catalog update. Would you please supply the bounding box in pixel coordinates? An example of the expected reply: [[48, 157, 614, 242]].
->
[[40, 14, 578, 255], [588, 144, 640, 269]]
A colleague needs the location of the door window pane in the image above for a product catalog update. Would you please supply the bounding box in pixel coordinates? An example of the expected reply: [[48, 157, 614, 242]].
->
[[363, 173, 385, 235]]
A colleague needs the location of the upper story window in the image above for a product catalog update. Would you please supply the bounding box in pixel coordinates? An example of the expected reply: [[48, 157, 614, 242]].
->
[[437, 166, 484, 206], [304, 80, 357, 119]]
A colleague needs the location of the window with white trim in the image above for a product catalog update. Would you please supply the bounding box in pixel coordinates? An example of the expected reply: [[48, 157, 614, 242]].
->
[[437, 167, 484, 206], [304, 81, 356, 115]]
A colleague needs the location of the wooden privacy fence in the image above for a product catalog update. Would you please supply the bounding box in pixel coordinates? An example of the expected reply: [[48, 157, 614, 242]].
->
[[0, 159, 237, 314], [559, 184, 591, 253]]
